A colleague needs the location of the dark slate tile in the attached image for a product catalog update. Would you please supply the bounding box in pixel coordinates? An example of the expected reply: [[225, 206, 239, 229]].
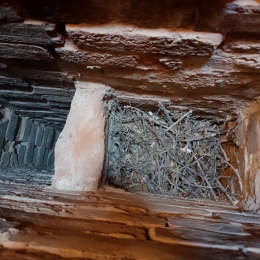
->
[[35, 125, 44, 146], [46, 127, 54, 148], [18, 117, 32, 142], [5, 110, 18, 141], [24, 143, 34, 166], [35, 146, 46, 169], [47, 150, 54, 170], [0, 120, 8, 153], [28, 122, 37, 144], [0, 151, 10, 168], [17, 144, 26, 167]]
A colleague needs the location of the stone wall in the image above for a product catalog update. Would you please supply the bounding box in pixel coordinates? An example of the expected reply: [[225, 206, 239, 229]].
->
[[0, 183, 260, 259], [1, 0, 260, 117], [0, 1, 260, 258], [0, 0, 260, 208], [0, 108, 60, 171]]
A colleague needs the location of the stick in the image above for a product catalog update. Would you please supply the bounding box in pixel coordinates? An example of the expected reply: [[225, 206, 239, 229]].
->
[[166, 110, 192, 132], [216, 179, 235, 205], [222, 158, 243, 193]]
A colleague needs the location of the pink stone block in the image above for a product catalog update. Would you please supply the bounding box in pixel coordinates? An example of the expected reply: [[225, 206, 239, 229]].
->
[[52, 81, 110, 191]]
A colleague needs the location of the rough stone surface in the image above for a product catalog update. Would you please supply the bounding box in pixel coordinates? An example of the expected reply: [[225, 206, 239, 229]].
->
[[0, 42, 53, 61], [67, 24, 223, 57], [0, 0, 260, 119], [0, 21, 63, 46], [0, 151, 10, 168], [56, 40, 139, 69], [53, 81, 110, 191], [237, 102, 260, 211], [5, 110, 18, 141], [199, 0, 260, 33], [0, 121, 8, 154], [0, 108, 60, 172], [0, 0, 259, 211], [18, 117, 32, 142], [0, 183, 259, 259], [0, 1, 260, 258]]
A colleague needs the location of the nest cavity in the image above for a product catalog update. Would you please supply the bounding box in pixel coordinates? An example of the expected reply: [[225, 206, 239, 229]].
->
[[107, 100, 241, 204]]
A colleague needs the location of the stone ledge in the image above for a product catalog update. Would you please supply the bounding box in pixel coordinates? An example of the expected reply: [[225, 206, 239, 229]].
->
[[66, 24, 223, 57]]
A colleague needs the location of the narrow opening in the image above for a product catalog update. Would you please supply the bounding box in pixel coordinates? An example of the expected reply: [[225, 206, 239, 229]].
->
[[106, 98, 240, 205]]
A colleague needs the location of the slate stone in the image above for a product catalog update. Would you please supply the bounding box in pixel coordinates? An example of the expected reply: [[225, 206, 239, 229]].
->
[[0, 75, 28, 88], [24, 143, 34, 166], [9, 101, 49, 110], [0, 151, 10, 168], [32, 146, 39, 168], [0, 97, 8, 104], [17, 144, 26, 167], [8, 141, 16, 152], [18, 117, 32, 142], [42, 148, 49, 169], [29, 122, 37, 144], [5, 111, 18, 141], [0, 22, 63, 47], [42, 127, 50, 147], [46, 127, 55, 148], [0, 121, 8, 152], [42, 95, 72, 103], [33, 86, 75, 97], [0, 42, 53, 61], [34, 146, 46, 169], [10, 152, 18, 168], [54, 130, 61, 144], [47, 150, 54, 170], [35, 126, 44, 146], [8, 141, 18, 168]]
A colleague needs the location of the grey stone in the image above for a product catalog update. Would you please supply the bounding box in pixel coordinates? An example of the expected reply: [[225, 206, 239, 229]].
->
[[18, 117, 32, 142], [34, 146, 46, 169], [0, 22, 63, 47], [28, 122, 37, 144], [0, 151, 10, 168], [54, 130, 61, 144], [0, 97, 8, 104], [0, 121, 8, 153], [5, 111, 18, 141], [0, 42, 53, 61], [24, 143, 34, 166], [33, 85, 75, 96], [32, 146, 39, 168], [46, 127, 55, 148], [47, 150, 54, 170], [35, 126, 44, 146], [8, 141, 16, 152], [42, 127, 50, 147], [10, 152, 18, 168], [9, 101, 50, 110], [17, 144, 26, 167], [42, 95, 72, 103], [42, 148, 49, 169], [0, 75, 28, 88]]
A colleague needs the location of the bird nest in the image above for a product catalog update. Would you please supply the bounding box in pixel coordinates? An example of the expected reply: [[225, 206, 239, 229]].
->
[[106, 100, 241, 204]]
